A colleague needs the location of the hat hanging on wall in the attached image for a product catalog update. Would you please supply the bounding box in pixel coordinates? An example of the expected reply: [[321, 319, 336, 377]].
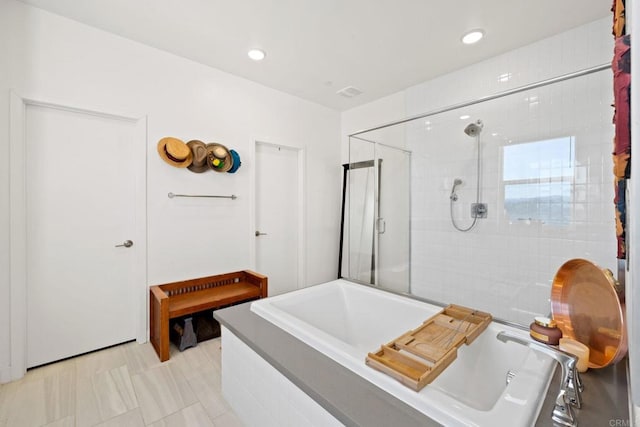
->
[[227, 149, 242, 173], [157, 137, 193, 168], [186, 140, 209, 173], [205, 142, 233, 173]]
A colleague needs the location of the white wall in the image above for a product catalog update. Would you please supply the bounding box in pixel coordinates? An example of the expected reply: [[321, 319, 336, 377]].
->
[[0, 0, 11, 377], [341, 92, 407, 157], [0, 0, 341, 380]]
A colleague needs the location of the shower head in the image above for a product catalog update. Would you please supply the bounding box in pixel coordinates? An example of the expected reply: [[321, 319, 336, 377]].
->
[[450, 178, 463, 201], [464, 120, 484, 137]]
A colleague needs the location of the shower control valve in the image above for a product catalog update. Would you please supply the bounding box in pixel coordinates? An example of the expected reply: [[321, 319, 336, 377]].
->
[[471, 203, 488, 219]]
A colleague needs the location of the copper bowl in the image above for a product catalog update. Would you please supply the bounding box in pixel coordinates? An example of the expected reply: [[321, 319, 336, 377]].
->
[[551, 259, 627, 369]]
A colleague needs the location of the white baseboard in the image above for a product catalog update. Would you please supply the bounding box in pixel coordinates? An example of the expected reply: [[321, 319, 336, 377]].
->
[[0, 364, 27, 384], [0, 365, 12, 384]]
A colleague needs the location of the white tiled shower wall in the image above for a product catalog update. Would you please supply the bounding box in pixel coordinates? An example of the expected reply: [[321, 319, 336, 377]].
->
[[404, 18, 616, 324]]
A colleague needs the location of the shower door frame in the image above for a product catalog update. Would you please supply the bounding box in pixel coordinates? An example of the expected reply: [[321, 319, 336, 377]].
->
[[348, 63, 610, 138], [338, 159, 382, 283]]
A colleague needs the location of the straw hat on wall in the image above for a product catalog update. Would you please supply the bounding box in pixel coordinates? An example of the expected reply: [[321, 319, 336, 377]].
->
[[157, 137, 193, 168]]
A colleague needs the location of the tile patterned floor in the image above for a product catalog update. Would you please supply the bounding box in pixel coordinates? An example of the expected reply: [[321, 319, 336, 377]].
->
[[0, 338, 243, 427]]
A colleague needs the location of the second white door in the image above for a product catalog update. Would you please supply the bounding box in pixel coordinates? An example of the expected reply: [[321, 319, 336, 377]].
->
[[255, 142, 301, 296]]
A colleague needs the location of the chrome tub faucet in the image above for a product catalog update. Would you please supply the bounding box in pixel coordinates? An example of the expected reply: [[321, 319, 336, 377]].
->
[[497, 330, 583, 427]]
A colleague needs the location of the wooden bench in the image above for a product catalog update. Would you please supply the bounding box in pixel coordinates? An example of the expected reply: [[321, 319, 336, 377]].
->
[[150, 270, 268, 361]]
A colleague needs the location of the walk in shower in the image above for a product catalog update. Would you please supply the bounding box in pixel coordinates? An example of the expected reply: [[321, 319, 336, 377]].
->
[[343, 63, 617, 326]]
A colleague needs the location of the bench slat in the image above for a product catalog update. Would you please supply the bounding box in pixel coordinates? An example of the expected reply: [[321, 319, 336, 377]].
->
[[168, 282, 261, 318]]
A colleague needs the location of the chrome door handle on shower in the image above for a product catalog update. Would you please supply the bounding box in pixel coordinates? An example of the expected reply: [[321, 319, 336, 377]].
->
[[376, 218, 386, 234], [115, 240, 133, 248], [255, 231, 268, 237]]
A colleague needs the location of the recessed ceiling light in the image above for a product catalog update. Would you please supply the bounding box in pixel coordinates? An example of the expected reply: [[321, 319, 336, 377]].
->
[[498, 72, 512, 82], [336, 86, 363, 98], [461, 29, 485, 45], [247, 49, 266, 61]]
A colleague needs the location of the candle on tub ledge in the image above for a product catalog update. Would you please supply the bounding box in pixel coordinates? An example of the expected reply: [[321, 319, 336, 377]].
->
[[559, 337, 590, 373]]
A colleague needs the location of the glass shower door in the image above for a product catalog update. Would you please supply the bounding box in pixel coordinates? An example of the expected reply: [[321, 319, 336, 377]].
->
[[343, 137, 411, 293], [375, 143, 411, 293]]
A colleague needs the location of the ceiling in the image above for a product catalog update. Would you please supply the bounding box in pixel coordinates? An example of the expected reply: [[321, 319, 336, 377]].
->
[[18, 0, 610, 111]]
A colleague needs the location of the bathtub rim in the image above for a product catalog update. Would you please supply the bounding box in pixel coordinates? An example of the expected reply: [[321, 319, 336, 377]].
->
[[340, 278, 532, 332]]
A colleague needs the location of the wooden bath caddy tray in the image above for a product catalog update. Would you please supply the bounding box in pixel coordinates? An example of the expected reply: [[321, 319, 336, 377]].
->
[[366, 304, 492, 391]]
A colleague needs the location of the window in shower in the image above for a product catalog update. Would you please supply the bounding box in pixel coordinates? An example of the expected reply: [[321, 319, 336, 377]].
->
[[503, 136, 575, 226]]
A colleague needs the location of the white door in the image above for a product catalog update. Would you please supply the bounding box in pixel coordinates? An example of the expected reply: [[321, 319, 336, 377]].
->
[[255, 142, 301, 296], [25, 104, 140, 368]]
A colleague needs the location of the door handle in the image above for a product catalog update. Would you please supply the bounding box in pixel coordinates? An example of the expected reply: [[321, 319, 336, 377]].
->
[[115, 240, 133, 248], [255, 231, 268, 237]]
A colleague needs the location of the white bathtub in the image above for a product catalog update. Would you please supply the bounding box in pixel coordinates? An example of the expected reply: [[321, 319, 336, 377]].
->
[[250, 279, 556, 427]]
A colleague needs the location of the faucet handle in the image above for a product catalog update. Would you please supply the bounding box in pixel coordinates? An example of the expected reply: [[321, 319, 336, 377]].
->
[[551, 389, 577, 427], [575, 369, 584, 393], [564, 366, 583, 409]]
